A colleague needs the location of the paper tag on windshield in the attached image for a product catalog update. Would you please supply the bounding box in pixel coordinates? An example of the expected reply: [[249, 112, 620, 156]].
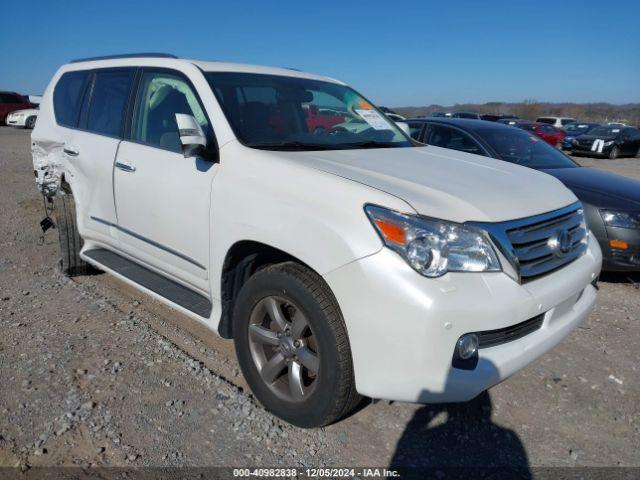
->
[[355, 109, 391, 130]]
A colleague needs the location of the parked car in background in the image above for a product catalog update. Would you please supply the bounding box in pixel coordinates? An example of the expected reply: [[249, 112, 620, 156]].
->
[[304, 105, 345, 134], [536, 116, 576, 128], [452, 112, 480, 119], [405, 117, 640, 271], [501, 120, 565, 148], [28, 95, 43, 106], [0, 91, 32, 125], [430, 111, 452, 117], [480, 114, 519, 122], [561, 122, 600, 150], [571, 125, 640, 159], [386, 113, 406, 122], [6, 107, 38, 129], [32, 54, 601, 427]]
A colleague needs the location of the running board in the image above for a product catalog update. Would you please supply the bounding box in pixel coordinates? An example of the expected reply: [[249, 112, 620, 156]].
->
[[84, 248, 212, 318]]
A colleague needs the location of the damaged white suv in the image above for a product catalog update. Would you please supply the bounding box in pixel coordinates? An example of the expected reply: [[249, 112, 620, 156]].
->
[[32, 54, 602, 427]]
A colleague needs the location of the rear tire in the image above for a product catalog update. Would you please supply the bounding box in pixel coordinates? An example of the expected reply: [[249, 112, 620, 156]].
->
[[608, 146, 619, 160], [233, 261, 360, 427], [54, 194, 90, 276]]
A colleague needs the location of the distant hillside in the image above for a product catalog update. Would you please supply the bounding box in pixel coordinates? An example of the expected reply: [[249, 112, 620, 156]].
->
[[393, 102, 640, 126]]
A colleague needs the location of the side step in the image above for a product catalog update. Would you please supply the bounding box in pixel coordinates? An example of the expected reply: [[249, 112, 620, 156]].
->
[[84, 248, 212, 318]]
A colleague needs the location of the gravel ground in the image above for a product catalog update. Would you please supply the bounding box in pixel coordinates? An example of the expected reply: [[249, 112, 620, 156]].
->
[[0, 127, 638, 474]]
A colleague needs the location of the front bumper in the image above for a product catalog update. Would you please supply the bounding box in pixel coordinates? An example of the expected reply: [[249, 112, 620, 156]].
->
[[6, 115, 26, 127], [601, 226, 640, 271], [324, 235, 601, 403], [571, 144, 613, 157]]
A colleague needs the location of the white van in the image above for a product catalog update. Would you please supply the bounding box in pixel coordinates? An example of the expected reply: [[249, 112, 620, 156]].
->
[[32, 54, 601, 427]]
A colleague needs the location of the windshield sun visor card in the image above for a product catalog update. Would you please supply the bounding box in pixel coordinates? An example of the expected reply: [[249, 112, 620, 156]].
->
[[355, 109, 391, 130]]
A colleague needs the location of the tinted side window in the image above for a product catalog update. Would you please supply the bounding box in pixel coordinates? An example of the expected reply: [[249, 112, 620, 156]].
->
[[406, 122, 424, 140], [86, 70, 134, 137], [53, 71, 90, 127], [427, 125, 484, 155], [132, 71, 209, 152]]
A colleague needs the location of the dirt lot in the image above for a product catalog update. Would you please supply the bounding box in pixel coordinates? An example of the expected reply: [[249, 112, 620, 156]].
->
[[0, 126, 639, 474]]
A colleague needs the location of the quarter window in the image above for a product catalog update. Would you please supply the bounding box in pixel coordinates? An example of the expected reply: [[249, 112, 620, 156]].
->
[[53, 71, 90, 127], [406, 122, 424, 140], [86, 70, 134, 136], [132, 71, 209, 152]]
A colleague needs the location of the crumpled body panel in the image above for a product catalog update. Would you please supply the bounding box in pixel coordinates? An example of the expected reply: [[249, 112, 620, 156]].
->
[[32, 139, 65, 197]]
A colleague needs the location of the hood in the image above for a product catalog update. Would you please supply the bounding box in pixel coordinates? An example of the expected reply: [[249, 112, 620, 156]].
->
[[276, 145, 577, 223], [541, 167, 640, 209], [10, 108, 39, 115], [578, 133, 617, 142]]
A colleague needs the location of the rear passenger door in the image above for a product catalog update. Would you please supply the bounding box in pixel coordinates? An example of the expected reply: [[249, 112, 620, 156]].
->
[[53, 68, 135, 248], [113, 69, 216, 294]]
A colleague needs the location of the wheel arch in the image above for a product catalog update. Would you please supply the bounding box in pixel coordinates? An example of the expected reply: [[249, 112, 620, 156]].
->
[[218, 240, 316, 339]]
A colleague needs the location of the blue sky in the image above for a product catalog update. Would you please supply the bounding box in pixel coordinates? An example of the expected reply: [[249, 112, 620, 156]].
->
[[2, 0, 638, 106]]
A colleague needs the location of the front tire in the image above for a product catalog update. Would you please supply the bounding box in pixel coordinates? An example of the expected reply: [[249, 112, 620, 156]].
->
[[233, 262, 360, 427], [54, 194, 90, 276], [25, 116, 36, 129], [608, 146, 620, 160]]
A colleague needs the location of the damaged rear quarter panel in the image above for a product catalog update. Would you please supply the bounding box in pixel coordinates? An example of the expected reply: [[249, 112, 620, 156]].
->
[[32, 138, 66, 197]]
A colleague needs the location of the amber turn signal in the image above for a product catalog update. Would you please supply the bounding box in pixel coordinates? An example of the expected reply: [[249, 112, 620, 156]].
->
[[609, 239, 628, 249]]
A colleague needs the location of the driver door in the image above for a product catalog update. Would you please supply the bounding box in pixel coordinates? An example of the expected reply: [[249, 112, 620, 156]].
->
[[113, 69, 217, 295]]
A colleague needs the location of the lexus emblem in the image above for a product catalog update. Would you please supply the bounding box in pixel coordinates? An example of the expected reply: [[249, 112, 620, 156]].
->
[[550, 230, 572, 257]]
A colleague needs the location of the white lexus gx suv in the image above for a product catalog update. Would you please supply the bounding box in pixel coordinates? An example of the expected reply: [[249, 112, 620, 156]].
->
[[32, 54, 602, 427]]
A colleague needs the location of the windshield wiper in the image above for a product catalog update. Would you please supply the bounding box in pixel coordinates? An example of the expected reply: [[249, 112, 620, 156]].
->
[[246, 141, 335, 151]]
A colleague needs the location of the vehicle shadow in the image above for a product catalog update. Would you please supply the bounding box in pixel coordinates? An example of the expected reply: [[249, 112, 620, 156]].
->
[[389, 362, 531, 479], [598, 270, 640, 286]]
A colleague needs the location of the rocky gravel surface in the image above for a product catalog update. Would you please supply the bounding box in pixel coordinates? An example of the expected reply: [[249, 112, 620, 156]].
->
[[1, 127, 638, 474]]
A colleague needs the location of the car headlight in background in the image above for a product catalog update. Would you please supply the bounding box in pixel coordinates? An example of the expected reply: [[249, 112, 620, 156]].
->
[[600, 210, 640, 229], [365, 205, 501, 277]]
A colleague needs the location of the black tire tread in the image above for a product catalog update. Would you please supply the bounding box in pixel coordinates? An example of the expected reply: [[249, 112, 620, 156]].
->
[[243, 261, 361, 426], [54, 195, 89, 276]]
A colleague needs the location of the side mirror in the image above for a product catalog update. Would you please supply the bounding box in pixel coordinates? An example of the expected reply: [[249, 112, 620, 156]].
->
[[396, 121, 411, 137], [176, 113, 207, 158]]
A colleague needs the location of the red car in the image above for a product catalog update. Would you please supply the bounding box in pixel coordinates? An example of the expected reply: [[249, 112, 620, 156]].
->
[[504, 120, 566, 148], [305, 105, 345, 133], [0, 92, 31, 125]]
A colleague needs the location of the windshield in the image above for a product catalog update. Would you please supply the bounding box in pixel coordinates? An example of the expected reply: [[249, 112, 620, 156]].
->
[[479, 129, 578, 169], [588, 126, 621, 137], [205, 72, 412, 150], [564, 123, 596, 134]]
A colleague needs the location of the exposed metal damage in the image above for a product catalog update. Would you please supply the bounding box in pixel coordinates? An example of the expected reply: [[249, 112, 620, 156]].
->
[[32, 139, 65, 197]]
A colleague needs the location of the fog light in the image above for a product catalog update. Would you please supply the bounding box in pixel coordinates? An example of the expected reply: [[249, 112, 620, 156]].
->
[[457, 334, 479, 360]]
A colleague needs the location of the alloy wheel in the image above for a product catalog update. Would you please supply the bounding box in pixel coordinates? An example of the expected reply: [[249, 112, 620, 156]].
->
[[247, 296, 320, 402]]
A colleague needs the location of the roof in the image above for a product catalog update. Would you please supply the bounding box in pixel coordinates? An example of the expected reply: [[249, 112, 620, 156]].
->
[[64, 53, 342, 84]]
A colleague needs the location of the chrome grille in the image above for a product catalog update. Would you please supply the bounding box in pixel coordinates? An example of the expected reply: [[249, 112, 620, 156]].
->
[[471, 202, 589, 284]]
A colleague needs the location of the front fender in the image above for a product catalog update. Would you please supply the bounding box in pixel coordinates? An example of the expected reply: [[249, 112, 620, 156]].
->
[[209, 141, 415, 302]]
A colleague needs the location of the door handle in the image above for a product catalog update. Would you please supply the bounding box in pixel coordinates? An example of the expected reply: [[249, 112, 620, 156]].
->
[[63, 147, 79, 156], [115, 162, 136, 173]]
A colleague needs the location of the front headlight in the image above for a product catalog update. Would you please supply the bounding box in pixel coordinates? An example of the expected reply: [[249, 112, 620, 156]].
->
[[365, 205, 501, 277], [603, 141, 615, 147], [601, 210, 640, 229]]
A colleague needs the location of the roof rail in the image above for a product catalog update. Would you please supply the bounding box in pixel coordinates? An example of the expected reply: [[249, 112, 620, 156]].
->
[[70, 53, 178, 63]]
